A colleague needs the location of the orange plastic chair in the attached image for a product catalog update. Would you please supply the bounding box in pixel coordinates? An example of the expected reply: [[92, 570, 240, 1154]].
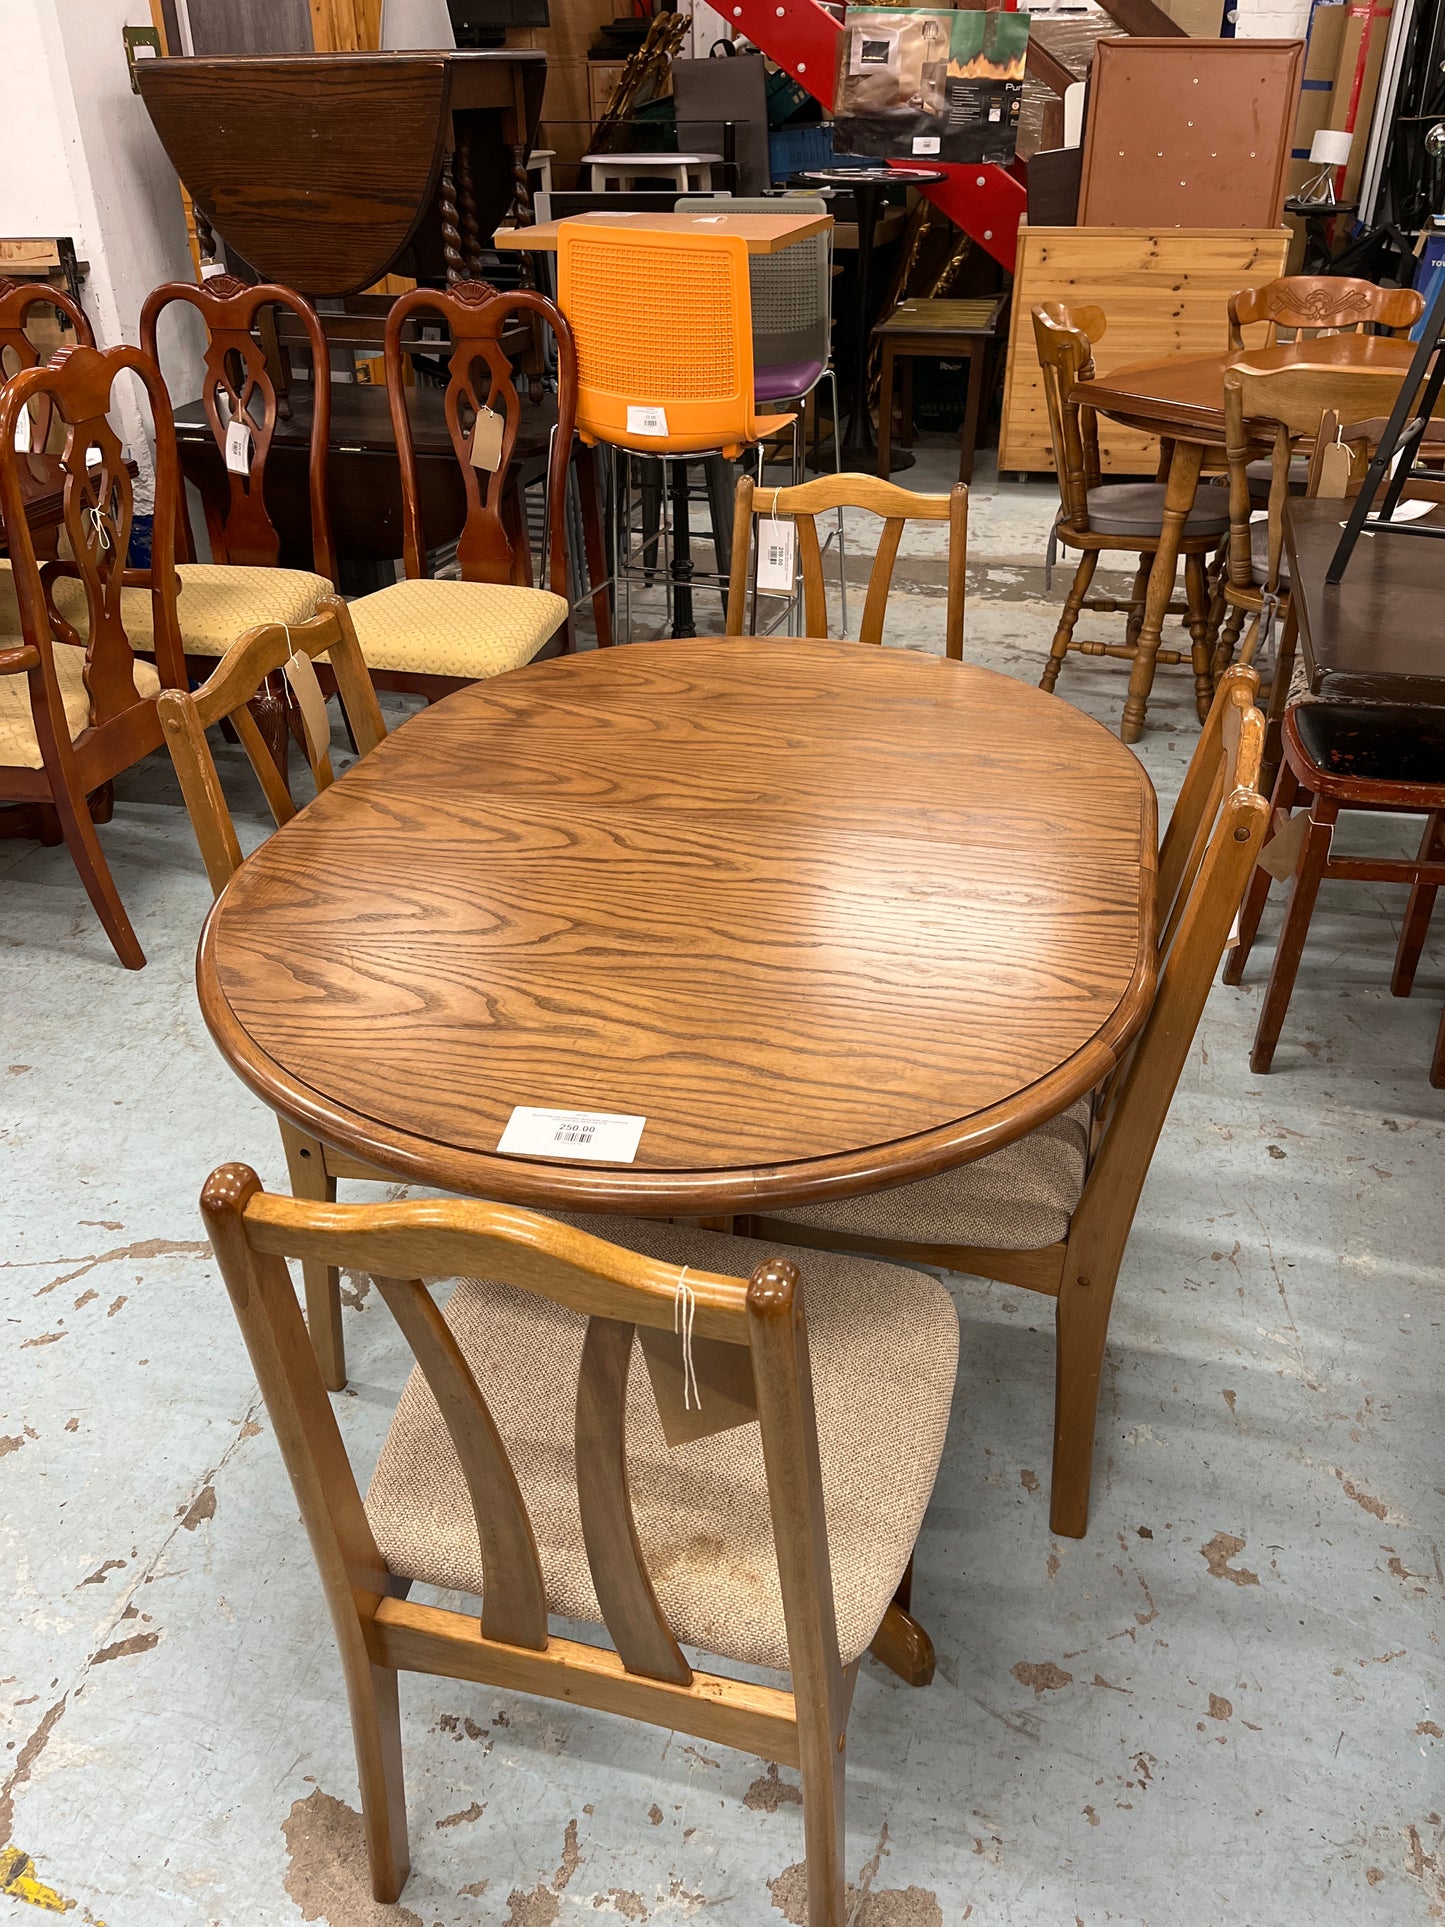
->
[[557, 224, 795, 458]]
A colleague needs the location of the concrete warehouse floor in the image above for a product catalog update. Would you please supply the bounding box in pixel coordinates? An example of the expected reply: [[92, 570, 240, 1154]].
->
[[2, 447, 1442, 1927]]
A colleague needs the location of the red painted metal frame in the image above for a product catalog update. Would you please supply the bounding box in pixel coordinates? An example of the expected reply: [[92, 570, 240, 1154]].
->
[[725, 0, 1026, 269]]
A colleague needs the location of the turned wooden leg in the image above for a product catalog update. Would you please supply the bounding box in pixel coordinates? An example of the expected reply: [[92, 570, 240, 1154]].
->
[[279, 1119, 346, 1391], [53, 779, 144, 969], [1250, 797, 1337, 1074], [1040, 549, 1098, 694], [1183, 550, 1214, 721], [1391, 812, 1442, 996], [1122, 440, 1203, 743], [1124, 553, 1151, 645]]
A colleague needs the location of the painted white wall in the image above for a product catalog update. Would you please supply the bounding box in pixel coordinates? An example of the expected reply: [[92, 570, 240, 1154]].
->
[[0, 2, 201, 504]]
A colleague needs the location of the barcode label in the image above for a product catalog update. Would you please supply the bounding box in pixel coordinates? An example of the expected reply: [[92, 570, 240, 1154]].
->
[[626, 404, 669, 437], [225, 419, 252, 476], [756, 516, 795, 594], [497, 1106, 646, 1163]]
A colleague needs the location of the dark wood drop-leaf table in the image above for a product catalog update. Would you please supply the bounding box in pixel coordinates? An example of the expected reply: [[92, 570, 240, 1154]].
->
[[198, 638, 1157, 1217]]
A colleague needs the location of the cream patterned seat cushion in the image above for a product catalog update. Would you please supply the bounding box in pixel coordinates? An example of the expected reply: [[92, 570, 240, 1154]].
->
[[772, 1099, 1092, 1252], [366, 1217, 958, 1672], [51, 563, 332, 658], [345, 578, 565, 679], [0, 639, 159, 770]]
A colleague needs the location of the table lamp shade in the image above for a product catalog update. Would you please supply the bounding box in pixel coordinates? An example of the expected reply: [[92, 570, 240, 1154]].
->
[[1308, 129, 1354, 167], [380, 0, 456, 49]]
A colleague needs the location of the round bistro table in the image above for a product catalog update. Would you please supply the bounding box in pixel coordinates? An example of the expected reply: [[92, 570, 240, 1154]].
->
[[198, 636, 1157, 1218], [1070, 333, 1420, 744]]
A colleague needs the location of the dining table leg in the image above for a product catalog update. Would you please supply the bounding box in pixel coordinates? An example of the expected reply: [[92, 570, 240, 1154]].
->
[[1121, 439, 1204, 744]]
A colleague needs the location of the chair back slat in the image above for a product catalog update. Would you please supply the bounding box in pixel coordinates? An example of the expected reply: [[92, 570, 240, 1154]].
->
[[0, 276, 95, 454], [576, 1317, 694, 1685], [1227, 275, 1424, 351], [374, 1272, 549, 1652], [158, 598, 386, 895], [727, 472, 966, 657], [1031, 303, 1102, 529], [383, 280, 576, 603], [141, 275, 336, 582], [202, 1180, 838, 1690]]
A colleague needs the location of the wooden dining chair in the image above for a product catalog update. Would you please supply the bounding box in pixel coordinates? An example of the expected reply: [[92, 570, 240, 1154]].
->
[[0, 342, 186, 968], [1224, 703, 1445, 1079], [726, 472, 967, 658], [744, 667, 1270, 1539], [1226, 275, 1424, 352], [340, 279, 609, 700], [1032, 303, 1230, 726], [201, 1169, 959, 1922], [157, 597, 391, 1382], [0, 276, 95, 452]]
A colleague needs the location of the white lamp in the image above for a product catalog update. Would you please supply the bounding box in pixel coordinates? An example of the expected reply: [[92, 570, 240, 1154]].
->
[[1298, 128, 1353, 204], [380, 0, 456, 50]]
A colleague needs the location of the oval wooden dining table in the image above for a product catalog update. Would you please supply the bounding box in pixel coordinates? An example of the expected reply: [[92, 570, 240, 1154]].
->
[[198, 636, 1157, 1217]]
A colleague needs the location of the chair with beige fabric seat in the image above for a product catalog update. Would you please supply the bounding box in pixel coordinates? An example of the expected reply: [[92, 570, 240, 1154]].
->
[[202, 1172, 958, 1924], [342, 280, 596, 701], [745, 666, 1271, 1540], [0, 342, 186, 968], [1033, 303, 1230, 725]]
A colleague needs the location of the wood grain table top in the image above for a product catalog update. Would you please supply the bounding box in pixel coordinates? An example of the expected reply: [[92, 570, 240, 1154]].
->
[[198, 638, 1157, 1214], [1073, 335, 1420, 446], [1285, 495, 1445, 708], [492, 210, 833, 256]]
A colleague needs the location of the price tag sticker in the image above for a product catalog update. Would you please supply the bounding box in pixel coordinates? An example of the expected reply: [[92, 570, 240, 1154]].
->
[[498, 1106, 647, 1163], [755, 516, 795, 594], [626, 405, 669, 437], [14, 408, 30, 453], [470, 405, 504, 471], [225, 419, 252, 476], [912, 136, 942, 156]]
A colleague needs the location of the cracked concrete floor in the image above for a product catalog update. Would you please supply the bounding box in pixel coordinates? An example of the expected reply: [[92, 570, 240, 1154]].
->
[[2, 448, 1442, 1926]]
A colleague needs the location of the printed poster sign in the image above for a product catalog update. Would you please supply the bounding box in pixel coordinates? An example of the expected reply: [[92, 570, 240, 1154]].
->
[[833, 7, 1028, 166]]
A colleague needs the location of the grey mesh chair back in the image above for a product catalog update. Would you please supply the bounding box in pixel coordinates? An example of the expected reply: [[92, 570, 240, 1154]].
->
[[677, 194, 832, 376]]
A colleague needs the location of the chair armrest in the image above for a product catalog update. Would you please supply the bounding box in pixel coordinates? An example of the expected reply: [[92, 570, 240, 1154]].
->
[[0, 643, 41, 675]]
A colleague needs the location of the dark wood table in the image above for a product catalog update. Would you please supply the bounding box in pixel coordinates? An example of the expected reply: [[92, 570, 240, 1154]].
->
[[1072, 334, 1419, 741], [198, 636, 1156, 1216], [1284, 494, 1445, 708], [2, 453, 69, 537]]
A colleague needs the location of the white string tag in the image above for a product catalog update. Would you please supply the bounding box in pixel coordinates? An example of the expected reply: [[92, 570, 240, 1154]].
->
[[87, 506, 111, 552], [674, 1267, 700, 1413]]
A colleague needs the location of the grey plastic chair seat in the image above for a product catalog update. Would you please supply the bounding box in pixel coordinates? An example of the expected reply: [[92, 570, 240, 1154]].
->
[[1083, 481, 1231, 539]]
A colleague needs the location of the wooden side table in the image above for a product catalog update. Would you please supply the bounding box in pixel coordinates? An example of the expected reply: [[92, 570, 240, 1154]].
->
[[873, 294, 1006, 483]]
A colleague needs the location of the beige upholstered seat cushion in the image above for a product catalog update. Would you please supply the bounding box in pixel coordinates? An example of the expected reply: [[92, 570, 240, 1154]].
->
[[1085, 481, 1230, 540], [0, 639, 159, 769], [365, 1218, 958, 1673], [346, 578, 566, 679], [772, 1099, 1092, 1252], [51, 562, 332, 659]]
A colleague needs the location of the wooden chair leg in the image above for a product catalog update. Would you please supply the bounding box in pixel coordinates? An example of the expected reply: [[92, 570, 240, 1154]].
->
[[575, 441, 613, 647], [958, 343, 984, 485], [868, 1601, 935, 1686], [1183, 551, 1214, 721], [279, 1119, 347, 1391], [796, 1693, 848, 1927], [52, 778, 145, 969], [1260, 604, 1298, 794], [1050, 1263, 1120, 1538], [900, 355, 915, 448], [1040, 549, 1098, 693], [1124, 554, 1151, 645], [1431, 1002, 1445, 1090], [1250, 798, 1337, 1075], [1391, 812, 1442, 996], [350, 1658, 411, 1903], [1223, 759, 1300, 985]]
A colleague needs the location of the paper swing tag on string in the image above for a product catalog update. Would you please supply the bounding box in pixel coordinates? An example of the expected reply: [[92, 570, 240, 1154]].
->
[[1257, 809, 1313, 883], [282, 647, 333, 783], [469, 406, 504, 472], [1314, 438, 1352, 500], [638, 1267, 758, 1449], [225, 418, 252, 477]]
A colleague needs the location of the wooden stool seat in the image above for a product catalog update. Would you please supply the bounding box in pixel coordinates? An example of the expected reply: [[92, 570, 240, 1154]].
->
[[872, 295, 1005, 484]]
